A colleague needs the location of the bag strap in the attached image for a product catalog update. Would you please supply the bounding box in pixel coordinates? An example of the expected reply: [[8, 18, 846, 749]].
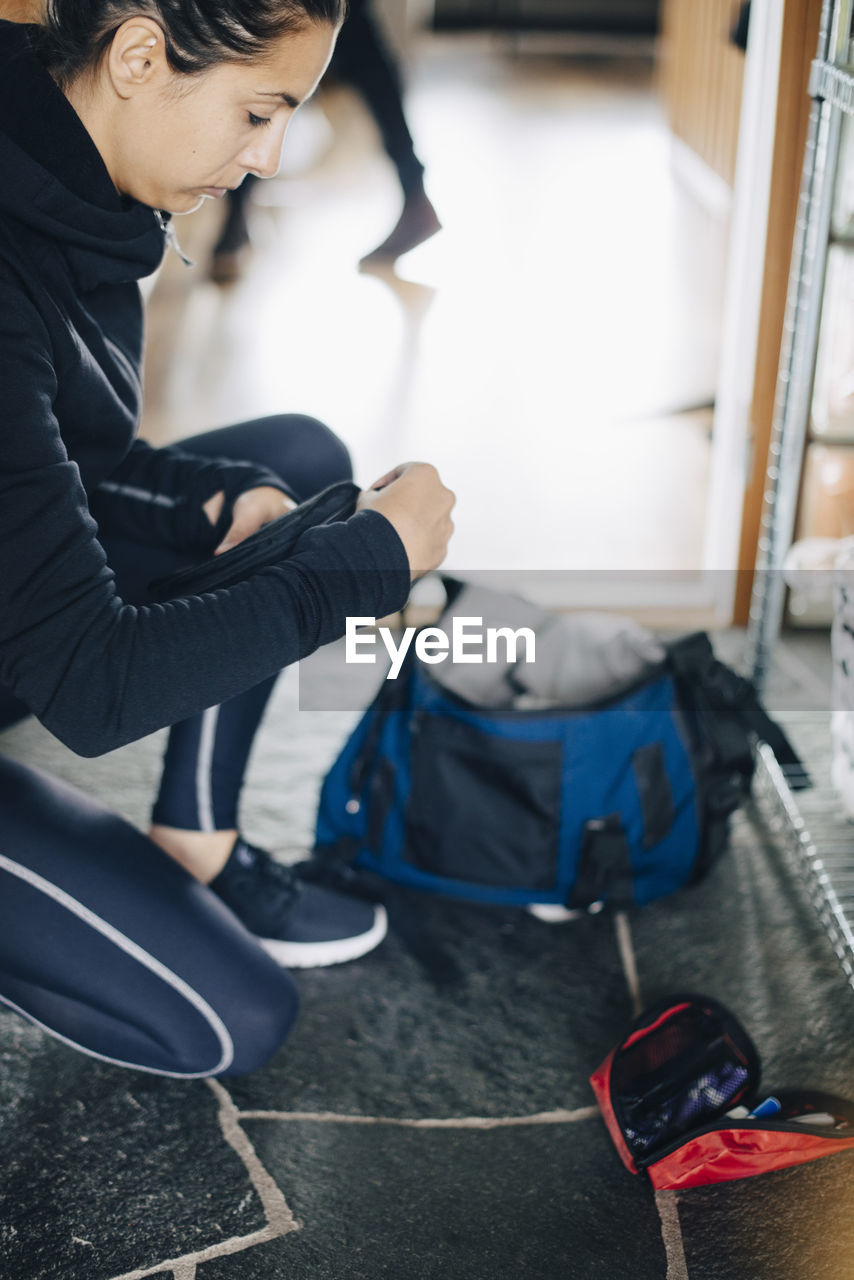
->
[[667, 633, 810, 790], [311, 662, 414, 885], [569, 815, 635, 909], [347, 659, 413, 798]]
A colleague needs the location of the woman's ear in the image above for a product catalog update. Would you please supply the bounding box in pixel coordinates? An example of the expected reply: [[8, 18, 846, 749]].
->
[[106, 17, 169, 99]]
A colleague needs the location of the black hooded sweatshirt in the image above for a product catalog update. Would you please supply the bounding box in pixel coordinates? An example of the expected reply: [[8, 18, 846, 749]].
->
[[0, 21, 410, 757]]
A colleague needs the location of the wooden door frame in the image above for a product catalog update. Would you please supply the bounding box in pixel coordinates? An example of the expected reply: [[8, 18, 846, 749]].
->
[[731, 0, 825, 622]]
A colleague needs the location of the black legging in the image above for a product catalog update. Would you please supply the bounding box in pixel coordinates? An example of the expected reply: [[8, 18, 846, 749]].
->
[[330, 0, 425, 198], [0, 413, 351, 1076]]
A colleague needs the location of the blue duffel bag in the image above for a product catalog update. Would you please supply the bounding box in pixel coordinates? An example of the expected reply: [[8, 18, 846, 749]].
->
[[312, 586, 805, 912]]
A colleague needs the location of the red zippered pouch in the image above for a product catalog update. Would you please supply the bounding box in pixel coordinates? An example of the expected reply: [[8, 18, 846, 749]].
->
[[590, 994, 854, 1190]]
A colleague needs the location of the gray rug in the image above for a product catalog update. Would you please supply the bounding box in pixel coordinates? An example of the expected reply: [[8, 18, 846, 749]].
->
[[1, 634, 853, 1280]]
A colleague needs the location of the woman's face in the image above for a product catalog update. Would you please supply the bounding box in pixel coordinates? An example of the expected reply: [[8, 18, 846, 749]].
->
[[97, 19, 337, 213]]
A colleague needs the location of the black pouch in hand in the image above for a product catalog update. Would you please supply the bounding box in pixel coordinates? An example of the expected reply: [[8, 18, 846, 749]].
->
[[149, 480, 360, 601]]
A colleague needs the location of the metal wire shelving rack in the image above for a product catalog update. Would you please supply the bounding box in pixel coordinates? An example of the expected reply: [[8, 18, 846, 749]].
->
[[754, 737, 854, 993], [746, 0, 854, 994]]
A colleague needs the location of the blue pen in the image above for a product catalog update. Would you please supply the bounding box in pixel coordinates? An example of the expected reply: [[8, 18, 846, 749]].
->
[[747, 1096, 782, 1119]]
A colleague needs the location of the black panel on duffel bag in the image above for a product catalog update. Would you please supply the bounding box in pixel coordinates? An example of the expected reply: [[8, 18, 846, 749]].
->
[[401, 711, 562, 890]]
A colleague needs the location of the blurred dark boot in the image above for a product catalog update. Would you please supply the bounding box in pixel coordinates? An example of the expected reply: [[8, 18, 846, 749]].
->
[[359, 186, 441, 268]]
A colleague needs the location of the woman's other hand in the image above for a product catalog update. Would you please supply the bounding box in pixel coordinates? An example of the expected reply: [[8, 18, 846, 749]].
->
[[204, 486, 298, 554], [357, 462, 455, 580]]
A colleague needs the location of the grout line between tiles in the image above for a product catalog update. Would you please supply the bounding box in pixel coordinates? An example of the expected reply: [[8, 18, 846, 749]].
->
[[107, 1228, 275, 1280], [205, 1079, 299, 1238], [614, 910, 643, 1016], [654, 1190, 690, 1280], [107, 1080, 299, 1280], [614, 910, 690, 1280], [235, 1105, 601, 1128]]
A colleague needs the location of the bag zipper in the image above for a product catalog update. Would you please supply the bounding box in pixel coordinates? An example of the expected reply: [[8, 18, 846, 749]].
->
[[636, 1106, 854, 1172]]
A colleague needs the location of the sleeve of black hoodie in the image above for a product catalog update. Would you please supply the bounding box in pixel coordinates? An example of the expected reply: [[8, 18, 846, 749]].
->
[[89, 437, 298, 553], [0, 281, 411, 757]]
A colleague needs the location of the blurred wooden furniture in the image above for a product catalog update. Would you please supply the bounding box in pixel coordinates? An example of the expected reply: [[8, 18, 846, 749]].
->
[[658, 0, 745, 190]]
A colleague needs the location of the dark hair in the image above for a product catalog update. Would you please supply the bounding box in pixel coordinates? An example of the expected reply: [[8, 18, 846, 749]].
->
[[38, 0, 345, 85]]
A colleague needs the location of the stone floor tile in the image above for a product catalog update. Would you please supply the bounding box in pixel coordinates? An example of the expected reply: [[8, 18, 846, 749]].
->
[[677, 1155, 854, 1280], [225, 896, 632, 1119], [0, 1027, 266, 1280], [196, 1117, 668, 1280]]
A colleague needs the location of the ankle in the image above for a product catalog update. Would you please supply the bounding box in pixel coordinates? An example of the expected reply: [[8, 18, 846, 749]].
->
[[148, 824, 238, 884]]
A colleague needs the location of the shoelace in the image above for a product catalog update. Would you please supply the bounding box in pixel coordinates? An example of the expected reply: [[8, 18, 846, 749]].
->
[[224, 842, 302, 917]]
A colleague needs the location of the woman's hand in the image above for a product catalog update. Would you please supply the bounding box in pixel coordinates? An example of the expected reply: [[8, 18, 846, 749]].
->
[[203, 486, 297, 555], [356, 462, 455, 580]]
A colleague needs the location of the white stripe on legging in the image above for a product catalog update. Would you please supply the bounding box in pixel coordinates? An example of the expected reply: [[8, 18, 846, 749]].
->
[[0, 854, 234, 1078], [196, 705, 220, 832]]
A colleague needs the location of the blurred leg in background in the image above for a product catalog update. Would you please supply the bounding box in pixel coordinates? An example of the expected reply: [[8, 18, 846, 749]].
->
[[334, 0, 441, 267], [210, 0, 440, 281]]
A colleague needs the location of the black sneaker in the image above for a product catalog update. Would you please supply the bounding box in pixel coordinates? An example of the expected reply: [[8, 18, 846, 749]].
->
[[210, 839, 387, 969]]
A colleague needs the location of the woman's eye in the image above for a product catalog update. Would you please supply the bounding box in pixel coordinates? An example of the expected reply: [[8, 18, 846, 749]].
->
[[248, 113, 272, 128]]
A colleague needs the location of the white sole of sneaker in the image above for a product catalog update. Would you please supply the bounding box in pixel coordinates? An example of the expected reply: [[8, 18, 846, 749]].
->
[[259, 904, 388, 969], [527, 903, 586, 923]]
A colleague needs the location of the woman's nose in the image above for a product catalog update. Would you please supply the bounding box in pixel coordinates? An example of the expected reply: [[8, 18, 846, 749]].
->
[[239, 117, 291, 180]]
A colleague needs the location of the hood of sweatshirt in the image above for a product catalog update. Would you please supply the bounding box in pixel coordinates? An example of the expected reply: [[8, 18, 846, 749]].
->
[[0, 20, 167, 289]]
